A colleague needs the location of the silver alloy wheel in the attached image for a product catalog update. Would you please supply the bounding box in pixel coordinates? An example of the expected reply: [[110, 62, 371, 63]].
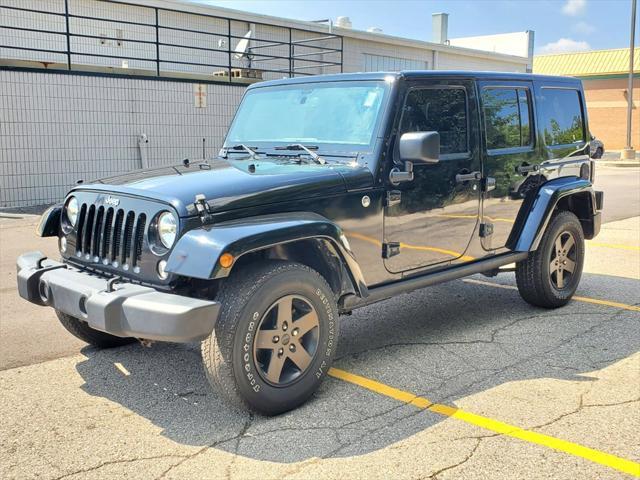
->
[[549, 230, 577, 289], [253, 294, 320, 386]]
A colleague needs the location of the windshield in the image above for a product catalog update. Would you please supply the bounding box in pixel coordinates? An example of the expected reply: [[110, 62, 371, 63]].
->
[[225, 80, 389, 149]]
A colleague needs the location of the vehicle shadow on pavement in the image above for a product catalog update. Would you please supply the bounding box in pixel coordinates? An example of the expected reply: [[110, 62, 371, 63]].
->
[[75, 272, 640, 463]]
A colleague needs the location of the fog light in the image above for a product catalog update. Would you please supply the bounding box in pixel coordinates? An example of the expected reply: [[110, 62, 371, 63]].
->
[[59, 236, 67, 253], [157, 260, 168, 279]]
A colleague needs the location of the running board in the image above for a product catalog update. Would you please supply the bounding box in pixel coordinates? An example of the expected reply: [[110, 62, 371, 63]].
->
[[341, 251, 528, 311]]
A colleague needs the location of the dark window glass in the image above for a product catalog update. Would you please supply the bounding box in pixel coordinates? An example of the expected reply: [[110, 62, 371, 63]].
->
[[482, 87, 532, 150], [518, 89, 531, 145], [539, 88, 585, 146], [400, 88, 468, 155]]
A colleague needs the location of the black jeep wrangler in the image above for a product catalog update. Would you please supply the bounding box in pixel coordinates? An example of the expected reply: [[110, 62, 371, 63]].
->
[[17, 71, 603, 415]]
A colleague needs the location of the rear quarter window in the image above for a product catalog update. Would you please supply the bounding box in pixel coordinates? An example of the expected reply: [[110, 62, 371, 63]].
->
[[538, 88, 585, 146]]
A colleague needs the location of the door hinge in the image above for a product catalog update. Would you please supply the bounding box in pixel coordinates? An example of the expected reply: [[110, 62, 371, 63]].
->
[[382, 242, 401, 259], [479, 223, 494, 238], [482, 176, 496, 192], [385, 190, 401, 207]]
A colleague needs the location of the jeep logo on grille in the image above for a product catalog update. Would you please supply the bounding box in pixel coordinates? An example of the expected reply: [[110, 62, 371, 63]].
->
[[104, 195, 120, 207]]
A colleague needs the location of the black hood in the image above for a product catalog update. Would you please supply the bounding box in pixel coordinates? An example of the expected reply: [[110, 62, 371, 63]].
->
[[71, 158, 373, 217]]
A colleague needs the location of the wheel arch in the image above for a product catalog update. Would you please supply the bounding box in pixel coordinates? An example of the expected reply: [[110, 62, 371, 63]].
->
[[507, 176, 601, 252], [36, 204, 62, 237], [230, 238, 357, 299], [165, 212, 368, 298]]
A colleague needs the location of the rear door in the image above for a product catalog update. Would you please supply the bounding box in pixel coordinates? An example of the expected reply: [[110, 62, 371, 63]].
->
[[383, 78, 481, 273], [478, 80, 540, 250]]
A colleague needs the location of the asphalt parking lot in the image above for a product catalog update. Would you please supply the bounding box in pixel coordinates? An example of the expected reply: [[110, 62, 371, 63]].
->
[[1, 165, 639, 479]]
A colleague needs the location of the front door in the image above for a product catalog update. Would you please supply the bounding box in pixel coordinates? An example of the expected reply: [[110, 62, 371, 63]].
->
[[383, 79, 481, 273], [478, 80, 539, 250]]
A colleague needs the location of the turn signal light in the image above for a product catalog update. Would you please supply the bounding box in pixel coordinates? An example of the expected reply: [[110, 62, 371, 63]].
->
[[219, 253, 234, 268]]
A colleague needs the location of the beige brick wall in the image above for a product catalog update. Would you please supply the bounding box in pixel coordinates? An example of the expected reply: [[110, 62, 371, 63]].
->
[[583, 77, 639, 150]]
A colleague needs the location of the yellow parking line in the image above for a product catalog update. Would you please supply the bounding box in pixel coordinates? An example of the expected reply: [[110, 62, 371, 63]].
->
[[328, 367, 640, 477], [434, 214, 515, 224], [588, 242, 640, 252], [114, 362, 130, 376], [346, 231, 475, 261], [572, 295, 640, 312], [463, 278, 640, 312], [399, 242, 475, 262], [346, 231, 383, 247]]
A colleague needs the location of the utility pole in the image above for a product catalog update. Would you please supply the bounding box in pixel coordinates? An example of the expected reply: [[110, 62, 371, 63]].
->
[[622, 0, 637, 160]]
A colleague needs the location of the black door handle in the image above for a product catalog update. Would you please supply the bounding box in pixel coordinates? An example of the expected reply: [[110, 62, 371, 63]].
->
[[516, 163, 539, 174], [455, 171, 481, 183]]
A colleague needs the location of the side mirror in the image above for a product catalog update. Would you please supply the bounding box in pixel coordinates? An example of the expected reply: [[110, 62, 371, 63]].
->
[[399, 131, 440, 164]]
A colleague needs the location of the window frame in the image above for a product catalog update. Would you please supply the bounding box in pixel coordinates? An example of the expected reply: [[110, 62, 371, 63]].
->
[[481, 85, 535, 156], [398, 84, 471, 161], [538, 86, 587, 149]]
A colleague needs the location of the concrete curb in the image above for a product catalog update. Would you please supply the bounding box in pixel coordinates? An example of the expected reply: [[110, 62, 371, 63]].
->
[[596, 161, 640, 168]]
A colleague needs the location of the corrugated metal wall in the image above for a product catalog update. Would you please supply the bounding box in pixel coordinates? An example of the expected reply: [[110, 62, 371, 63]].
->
[[0, 70, 244, 207]]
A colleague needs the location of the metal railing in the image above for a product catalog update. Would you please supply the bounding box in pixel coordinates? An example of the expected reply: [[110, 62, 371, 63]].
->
[[0, 0, 343, 83]]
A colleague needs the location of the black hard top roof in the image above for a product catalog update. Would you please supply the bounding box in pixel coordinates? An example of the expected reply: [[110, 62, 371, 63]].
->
[[250, 70, 581, 89]]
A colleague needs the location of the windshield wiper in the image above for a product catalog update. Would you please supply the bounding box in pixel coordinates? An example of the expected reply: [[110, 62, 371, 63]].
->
[[274, 144, 326, 165], [226, 144, 261, 160]]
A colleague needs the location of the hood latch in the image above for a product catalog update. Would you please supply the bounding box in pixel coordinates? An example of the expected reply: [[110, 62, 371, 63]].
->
[[194, 194, 213, 223]]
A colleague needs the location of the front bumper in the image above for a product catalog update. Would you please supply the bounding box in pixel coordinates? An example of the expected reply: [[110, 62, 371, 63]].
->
[[17, 252, 219, 342]]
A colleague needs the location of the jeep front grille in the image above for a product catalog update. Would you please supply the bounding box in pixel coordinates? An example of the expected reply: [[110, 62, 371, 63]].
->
[[75, 203, 147, 269]]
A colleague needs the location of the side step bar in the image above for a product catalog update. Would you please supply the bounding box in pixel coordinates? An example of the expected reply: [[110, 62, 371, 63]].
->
[[341, 251, 528, 311]]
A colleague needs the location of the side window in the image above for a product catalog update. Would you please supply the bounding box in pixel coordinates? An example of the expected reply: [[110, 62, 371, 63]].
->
[[482, 87, 532, 151], [539, 88, 585, 146], [400, 87, 468, 155]]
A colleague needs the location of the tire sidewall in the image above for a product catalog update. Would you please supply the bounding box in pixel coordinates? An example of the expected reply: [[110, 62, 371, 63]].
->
[[230, 268, 338, 413], [540, 213, 584, 302]]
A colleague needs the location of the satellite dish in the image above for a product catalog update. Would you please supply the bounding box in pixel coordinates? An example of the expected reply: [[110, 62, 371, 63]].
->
[[233, 30, 252, 60]]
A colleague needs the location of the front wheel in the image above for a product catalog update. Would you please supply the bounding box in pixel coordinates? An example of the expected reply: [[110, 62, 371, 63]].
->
[[516, 211, 585, 308], [202, 261, 339, 415]]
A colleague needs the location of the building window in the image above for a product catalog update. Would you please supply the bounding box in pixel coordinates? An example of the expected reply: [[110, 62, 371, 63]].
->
[[363, 53, 428, 72], [482, 87, 532, 151], [400, 87, 468, 155], [539, 88, 585, 146]]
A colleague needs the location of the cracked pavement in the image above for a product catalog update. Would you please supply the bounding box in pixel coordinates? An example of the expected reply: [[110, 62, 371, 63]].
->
[[1, 167, 639, 479]]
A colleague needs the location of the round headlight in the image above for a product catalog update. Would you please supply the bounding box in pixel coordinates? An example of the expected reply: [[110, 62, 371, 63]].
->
[[65, 196, 79, 227], [157, 211, 177, 248]]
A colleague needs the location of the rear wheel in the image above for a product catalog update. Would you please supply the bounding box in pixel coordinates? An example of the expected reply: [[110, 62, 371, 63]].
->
[[56, 310, 136, 348], [202, 261, 339, 415], [516, 211, 585, 308]]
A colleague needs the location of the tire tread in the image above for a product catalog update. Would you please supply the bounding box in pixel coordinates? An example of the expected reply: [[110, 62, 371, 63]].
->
[[201, 260, 335, 413], [56, 311, 135, 348], [516, 210, 584, 308]]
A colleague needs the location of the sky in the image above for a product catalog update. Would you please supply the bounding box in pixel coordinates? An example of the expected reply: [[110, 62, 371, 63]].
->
[[193, 0, 637, 55]]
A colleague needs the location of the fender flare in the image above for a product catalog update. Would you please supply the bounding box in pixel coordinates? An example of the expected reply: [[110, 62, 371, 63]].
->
[[165, 212, 368, 296], [507, 176, 600, 252], [36, 204, 62, 237]]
